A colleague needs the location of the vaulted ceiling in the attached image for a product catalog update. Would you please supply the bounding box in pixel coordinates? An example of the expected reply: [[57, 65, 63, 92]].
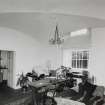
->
[[0, 0, 105, 43], [0, 0, 105, 19]]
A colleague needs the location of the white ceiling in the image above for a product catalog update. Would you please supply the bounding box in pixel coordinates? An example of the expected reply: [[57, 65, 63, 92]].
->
[[0, 0, 105, 43], [0, 0, 105, 19]]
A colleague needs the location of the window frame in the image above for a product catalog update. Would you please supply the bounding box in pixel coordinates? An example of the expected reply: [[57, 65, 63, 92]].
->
[[71, 49, 89, 70]]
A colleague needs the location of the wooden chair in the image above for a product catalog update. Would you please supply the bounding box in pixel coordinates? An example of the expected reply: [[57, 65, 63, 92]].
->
[[91, 85, 105, 105]]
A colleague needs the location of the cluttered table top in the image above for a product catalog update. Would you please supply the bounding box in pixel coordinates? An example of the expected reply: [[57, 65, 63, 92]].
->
[[28, 79, 51, 88], [28, 78, 66, 88]]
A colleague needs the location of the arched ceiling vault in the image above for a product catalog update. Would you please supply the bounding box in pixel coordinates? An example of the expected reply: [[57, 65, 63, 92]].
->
[[0, 1, 105, 43]]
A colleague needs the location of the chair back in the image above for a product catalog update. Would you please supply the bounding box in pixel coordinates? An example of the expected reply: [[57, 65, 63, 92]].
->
[[93, 86, 105, 97]]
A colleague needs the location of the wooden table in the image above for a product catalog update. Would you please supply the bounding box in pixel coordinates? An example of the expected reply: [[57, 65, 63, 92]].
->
[[28, 80, 52, 105], [28, 79, 71, 105]]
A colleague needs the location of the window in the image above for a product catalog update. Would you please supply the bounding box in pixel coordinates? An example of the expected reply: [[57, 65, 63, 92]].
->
[[72, 50, 89, 69], [71, 28, 88, 37]]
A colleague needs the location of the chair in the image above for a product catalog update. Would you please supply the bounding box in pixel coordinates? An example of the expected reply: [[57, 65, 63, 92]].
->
[[29, 85, 40, 105], [93, 86, 104, 97], [91, 85, 105, 105]]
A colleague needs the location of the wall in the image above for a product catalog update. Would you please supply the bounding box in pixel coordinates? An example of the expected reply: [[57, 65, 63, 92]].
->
[[0, 27, 61, 89], [33, 45, 63, 74], [90, 27, 105, 86]]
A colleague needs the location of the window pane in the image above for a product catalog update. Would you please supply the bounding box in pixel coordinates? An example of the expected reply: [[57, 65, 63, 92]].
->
[[72, 52, 76, 59], [77, 60, 80, 68], [80, 60, 83, 68], [87, 52, 89, 59], [80, 52, 82, 59], [77, 52, 80, 59], [72, 60, 76, 68], [83, 51, 88, 59], [83, 60, 88, 68]]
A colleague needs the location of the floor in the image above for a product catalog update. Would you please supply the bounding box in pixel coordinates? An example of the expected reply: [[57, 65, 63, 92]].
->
[[0, 83, 78, 105], [0, 83, 104, 105], [0, 85, 32, 105]]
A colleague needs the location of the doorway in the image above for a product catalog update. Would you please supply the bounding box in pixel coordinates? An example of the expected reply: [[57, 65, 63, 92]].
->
[[0, 50, 15, 88]]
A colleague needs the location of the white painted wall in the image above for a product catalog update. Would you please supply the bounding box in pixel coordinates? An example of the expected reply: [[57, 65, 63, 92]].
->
[[90, 27, 105, 86], [63, 49, 72, 67], [0, 27, 61, 89]]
